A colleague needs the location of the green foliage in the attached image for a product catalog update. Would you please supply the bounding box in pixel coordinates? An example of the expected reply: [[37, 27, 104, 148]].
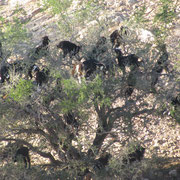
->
[[2, 17, 28, 45], [9, 79, 33, 102], [59, 76, 111, 113], [132, 5, 149, 25], [90, 76, 111, 107], [174, 58, 180, 73], [154, 0, 176, 24], [130, 0, 177, 44], [0, 6, 29, 47], [73, 0, 104, 24], [42, 0, 74, 35], [12, 5, 27, 16], [153, 0, 176, 43], [59, 78, 80, 113], [42, 0, 104, 35], [170, 107, 180, 124], [42, 0, 73, 15]]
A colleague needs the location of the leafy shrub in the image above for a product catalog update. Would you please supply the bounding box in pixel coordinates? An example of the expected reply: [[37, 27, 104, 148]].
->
[[9, 79, 33, 102]]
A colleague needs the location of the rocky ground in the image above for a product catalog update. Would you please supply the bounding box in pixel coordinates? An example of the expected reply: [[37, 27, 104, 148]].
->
[[0, 0, 180, 179]]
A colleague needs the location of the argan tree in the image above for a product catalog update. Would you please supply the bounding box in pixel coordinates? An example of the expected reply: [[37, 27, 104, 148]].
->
[[0, 0, 179, 179]]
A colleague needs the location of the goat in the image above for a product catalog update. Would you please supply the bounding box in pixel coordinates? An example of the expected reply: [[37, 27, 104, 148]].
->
[[0, 64, 10, 83], [28, 64, 49, 86], [110, 27, 128, 49], [0, 60, 26, 83], [115, 48, 139, 74], [83, 59, 106, 78], [150, 61, 163, 89], [14, 146, 31, 169], [78, 153, 111, 179], [57, 41, 81, 58], [72, 62, 84, 83], [125, 87, 134, 97], [72, 59, 106, 83], [150, 45, 169, 90], [83, 170, 94, 180], [0, 41, 3, 59], [28, 64, 40, 79], [94, 152, 112, 170], [123, 145, 145, 164], [110, 30, 123, 49], [157, 44, 168, 65], [35, 68, 49, 86], [125, 67, 137, 97], [29, 36, 50, 60], [64, 112, 79, 130], [171, 95, 180, 110]]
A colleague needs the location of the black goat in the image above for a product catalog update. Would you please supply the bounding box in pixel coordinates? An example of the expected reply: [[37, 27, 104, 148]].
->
[[171, 95, 180, 110], [157, 44, 169, 65], [115, 48, 139, 74], [0, 64, 10, 83], [29, 36, 50, 60], [125, 87, 134, 97], [64, 112, 79, 130], [28, 64, 40, 79], [35, 68, 49, 86], [14, 146, 31, 169], [151, 45, 169, 89], [0, 41, 3, 59], [78, 153, 111, 179], [151, 61, 163, 88], [83, 59, 106, 78], [110, 27, 128, 49], [123, 145, 145, 164], [94, 152, 112, 170], [0, 60, 26, 83], [125, 68, 137, 97], [28, 64, 49, 86], [110, 30, 123, 49], [57, 41, 81, 58]]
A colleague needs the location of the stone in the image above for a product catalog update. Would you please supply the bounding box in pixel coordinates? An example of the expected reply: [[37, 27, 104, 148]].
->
[[128, 0, 138, 4], [113, 14, 126, 23], [136, 28, 155, 43]]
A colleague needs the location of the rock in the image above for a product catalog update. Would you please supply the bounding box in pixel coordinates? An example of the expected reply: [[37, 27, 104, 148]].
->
[[106, 0, 115, 6], [128, 0, 138, 4], [113, 14, 126, 24], [173, 25, 180, 37], [136, 28, 155, 43]]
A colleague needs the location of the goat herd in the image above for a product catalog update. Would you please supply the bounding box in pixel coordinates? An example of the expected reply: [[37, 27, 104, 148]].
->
[[0, 26, 179, 174], [0, 26, 168, 94]]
